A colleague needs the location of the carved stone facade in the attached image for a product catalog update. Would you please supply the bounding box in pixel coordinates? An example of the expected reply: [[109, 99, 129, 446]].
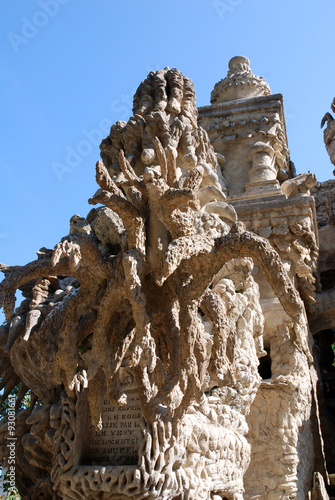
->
[[0, 58, 334, 499]]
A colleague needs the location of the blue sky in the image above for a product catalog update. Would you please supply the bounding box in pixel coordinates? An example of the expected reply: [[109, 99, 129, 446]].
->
[[1, 0, 335, 311]]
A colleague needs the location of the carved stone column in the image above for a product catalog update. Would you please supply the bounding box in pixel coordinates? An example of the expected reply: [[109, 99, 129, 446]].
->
[[199, 56, 290, 200]]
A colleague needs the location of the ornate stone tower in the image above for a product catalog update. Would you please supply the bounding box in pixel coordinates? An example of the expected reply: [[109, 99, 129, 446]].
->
[[199, 56, 327, 499]]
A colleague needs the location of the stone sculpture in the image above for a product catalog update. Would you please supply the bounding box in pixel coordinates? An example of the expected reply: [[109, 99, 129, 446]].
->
[[321, 97, 335, 174], [0, 65, 322, 499], [211, 56, 271, 104]]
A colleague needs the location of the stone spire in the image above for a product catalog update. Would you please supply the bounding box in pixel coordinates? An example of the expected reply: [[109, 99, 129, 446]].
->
[[211, 55, 271, 104]]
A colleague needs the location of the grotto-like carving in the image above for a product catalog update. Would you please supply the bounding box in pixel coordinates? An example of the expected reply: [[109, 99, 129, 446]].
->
[[0, 68, 313, 499]]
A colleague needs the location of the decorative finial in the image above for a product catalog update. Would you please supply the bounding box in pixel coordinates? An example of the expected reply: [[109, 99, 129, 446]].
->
[[211, 56, 271, 104], [228, 55, 250, 72]]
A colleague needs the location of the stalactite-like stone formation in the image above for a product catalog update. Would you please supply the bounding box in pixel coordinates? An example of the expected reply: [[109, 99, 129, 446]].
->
[[0, 68, 310, 499]]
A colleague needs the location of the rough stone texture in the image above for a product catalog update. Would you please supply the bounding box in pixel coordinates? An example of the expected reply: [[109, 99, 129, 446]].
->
[[200, 57, 330, 499], [321, 98, 335, 172], [311, 472, 330, 500], [244, 324, 314, 499], [309, 180, 335, 332], [0, 59, 332, 499], [310, 179, 335, 481]]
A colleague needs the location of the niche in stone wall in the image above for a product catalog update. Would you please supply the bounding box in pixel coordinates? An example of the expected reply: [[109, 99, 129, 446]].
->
[[258, 347, 272, 380]]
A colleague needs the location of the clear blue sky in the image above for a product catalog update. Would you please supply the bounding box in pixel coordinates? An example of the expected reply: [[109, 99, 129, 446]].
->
[[1, 0, 335, 297]]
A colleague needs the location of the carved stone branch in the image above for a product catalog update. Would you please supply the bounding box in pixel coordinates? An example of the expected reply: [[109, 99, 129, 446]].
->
[[0, 259, 69, 321], [200, 289, 234, 384], [118, 150, 142, 189], [89, 189, 146, 254], [156, 222, 311, 359], [153, 137, 167, 180], [95, 160, 117, 192]]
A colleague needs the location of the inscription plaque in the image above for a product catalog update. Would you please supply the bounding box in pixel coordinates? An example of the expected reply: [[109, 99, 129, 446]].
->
[[83, 391, 142, 466]]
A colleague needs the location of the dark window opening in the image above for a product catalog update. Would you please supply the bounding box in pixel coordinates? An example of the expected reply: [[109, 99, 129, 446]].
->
[[314, 330, 335, 401], [258, 348, 271, 380], [320, 269, 335, 291]]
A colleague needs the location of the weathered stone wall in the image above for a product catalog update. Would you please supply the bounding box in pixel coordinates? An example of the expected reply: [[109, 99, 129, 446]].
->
[[244, 324, 314, 499], [310, 180, 335, 479]]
